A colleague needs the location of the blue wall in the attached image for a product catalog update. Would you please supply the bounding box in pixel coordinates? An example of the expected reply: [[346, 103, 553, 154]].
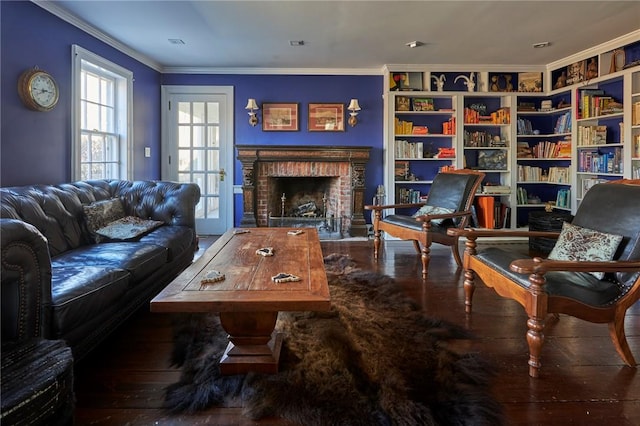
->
[[1, 1, 162, 186], [1, 2, 384, 227], [162, 74, 383, 226]]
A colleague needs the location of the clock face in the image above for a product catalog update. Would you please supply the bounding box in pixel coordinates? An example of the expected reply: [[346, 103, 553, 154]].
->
[[29, 72, 59, 109]]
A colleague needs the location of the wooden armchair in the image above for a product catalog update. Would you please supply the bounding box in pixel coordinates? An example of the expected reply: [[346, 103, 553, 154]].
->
[[365, 169, 485, 279], [448, 181, 640, 377]]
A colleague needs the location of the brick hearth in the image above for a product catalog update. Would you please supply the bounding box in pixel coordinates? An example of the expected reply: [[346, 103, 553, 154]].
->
[[236, 145, 371, 237]]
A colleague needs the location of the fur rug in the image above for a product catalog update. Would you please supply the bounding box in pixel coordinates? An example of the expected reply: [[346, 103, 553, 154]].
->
[[165, 253, 504, 425]]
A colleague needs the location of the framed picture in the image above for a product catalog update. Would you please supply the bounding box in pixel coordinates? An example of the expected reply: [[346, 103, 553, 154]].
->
[[262, 102, 299, 131], [308, 103, 344, 132], [517, 72, 543, 92]]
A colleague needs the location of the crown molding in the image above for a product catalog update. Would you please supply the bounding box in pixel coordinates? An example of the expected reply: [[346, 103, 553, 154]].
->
[[161, 66, 383, 75], [32, 0, 163, 72], [546, 29, 640, 71], [382, 64, 546, 73]]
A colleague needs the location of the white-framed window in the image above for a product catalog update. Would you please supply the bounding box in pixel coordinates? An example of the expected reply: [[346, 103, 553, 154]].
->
[[72, 45, 133, 181]]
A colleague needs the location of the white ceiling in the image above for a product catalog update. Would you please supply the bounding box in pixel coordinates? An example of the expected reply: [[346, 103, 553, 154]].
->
[[42, 0, 640, 73]]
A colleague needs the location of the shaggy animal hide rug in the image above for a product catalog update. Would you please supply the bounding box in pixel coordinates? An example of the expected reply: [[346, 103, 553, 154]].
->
[[165, 253, 504, 425]]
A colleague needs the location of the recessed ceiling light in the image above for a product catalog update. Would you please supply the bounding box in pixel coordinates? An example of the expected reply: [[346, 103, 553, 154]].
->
[[290, 40, 305, 46], [405, 41, 424, 48], [168, 39, 185, 45], [532, 41, 550, 48]]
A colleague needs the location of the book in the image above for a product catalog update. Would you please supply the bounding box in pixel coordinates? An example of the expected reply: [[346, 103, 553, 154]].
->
[[412, 98, 434, 111]]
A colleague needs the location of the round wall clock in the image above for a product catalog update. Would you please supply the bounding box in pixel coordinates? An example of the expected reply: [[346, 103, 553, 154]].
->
[[18, 67, 60, 112]]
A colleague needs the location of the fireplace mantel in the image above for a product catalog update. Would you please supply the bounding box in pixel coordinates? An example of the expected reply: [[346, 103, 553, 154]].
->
[[236, 145, 371, 237]]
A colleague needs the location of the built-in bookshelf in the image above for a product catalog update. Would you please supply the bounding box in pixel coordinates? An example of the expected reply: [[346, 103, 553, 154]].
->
[[514, 91, 573, 225], [390, 93, 457, 207], [380, 34, 640, 230], [575, 77, 625, 204], [631, 70, 640, 179], [461, 94, 512, 228]]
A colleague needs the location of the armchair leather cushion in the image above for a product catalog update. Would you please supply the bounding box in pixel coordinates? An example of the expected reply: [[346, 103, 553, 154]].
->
[[548, 222, 623, 279], [382, 214, 451, 235], [476, 247, 622, 307], [412, 205, 454, 224]]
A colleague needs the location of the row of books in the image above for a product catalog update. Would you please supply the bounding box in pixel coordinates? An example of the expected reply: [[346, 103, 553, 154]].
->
[[553, 112, 572, 134], [442, 116, 456, 135], [517, 139, 572, 158], [395, 118, 415, 135], [577, 125, 608, 146], [633, 101, 640, 126], [395, 117, 456, 135], [463, 130, 507, 147], [578, 89, 623, 119], [395, 140, 426, 158], [396, 188, 423, 204], [517, 166, 570, 183], [577, 148, 623, 174], [464, 107, 511, 124], [555, 188, 570, 209], [473, 197, 510, 229], [581, 178, 609, 197]]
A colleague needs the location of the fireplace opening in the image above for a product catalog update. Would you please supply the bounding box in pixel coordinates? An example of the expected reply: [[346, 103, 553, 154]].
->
[[268, 176, 343, 239]]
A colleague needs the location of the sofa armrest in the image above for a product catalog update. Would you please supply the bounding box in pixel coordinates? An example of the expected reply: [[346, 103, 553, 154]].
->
[[115, 181, 201, 229], [1, 219, 52, 342]]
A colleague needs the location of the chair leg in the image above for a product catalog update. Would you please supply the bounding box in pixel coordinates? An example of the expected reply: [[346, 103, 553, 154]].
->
[[608, 312, 637, 366], [526, 315, 546, 378], [373, 230, 381, 260], [463, 269, 476, 314], [420, 244, 431, 279]]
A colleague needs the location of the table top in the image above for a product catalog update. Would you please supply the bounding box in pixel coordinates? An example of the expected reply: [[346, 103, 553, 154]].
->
[[150, 228, 331, 313]]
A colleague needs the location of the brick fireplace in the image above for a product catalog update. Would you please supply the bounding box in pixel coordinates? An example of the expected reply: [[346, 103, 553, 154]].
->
[[236, 145, 371, 237]]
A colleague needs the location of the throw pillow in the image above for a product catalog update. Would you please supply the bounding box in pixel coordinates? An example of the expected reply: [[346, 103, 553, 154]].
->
[[96, 216, 164, 241], [548, 222, 623, 280], [412, 205, 454, 225], [83, 198, 126, 242]]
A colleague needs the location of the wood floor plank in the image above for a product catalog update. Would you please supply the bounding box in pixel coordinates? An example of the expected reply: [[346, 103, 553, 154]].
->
[[73, 238, 640, 425]]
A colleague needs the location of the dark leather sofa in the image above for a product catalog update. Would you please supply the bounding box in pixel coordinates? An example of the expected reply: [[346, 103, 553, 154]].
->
[[1, 180, 200, 423]]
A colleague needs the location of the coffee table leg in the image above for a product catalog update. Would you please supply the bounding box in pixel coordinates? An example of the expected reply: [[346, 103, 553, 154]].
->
[[218, 311, 283, 375]]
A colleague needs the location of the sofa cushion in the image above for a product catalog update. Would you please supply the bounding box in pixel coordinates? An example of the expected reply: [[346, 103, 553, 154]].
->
[[137, 225, 195, 261], [548, 222, 623, 280], [412, 205, 454, 224], [475, 247, 622, 307], [83, 198, 126, 242], [53, 242, 168, 282], [96, 216, 164, 241], [50, 266, 131, 337]]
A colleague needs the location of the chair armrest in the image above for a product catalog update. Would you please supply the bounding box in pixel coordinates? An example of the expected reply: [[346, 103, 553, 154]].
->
[[414, 210, 471, 222], [447, 227, 561, 239], [510, 258, 640, 275], [364, 202, 424, 211]]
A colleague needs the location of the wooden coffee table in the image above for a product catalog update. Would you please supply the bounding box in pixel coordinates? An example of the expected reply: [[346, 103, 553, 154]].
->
[[150, 227, 331, 375]]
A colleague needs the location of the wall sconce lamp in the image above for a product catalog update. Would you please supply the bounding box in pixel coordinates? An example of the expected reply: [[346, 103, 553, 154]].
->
[[245, 98, 259, 126], [347, 99, 361, 127]]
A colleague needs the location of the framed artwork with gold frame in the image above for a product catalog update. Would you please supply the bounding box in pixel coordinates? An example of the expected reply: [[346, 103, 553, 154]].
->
[[262, 102, 299, 131], [308, 103, 344, 132]]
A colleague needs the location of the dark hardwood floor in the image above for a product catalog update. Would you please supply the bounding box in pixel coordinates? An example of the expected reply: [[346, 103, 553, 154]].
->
[[74, 237, 640, 425]]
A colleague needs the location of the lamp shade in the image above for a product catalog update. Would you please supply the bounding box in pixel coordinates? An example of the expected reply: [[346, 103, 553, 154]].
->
[[245, 98, 258, 110], [347, 99, 361, 111]]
